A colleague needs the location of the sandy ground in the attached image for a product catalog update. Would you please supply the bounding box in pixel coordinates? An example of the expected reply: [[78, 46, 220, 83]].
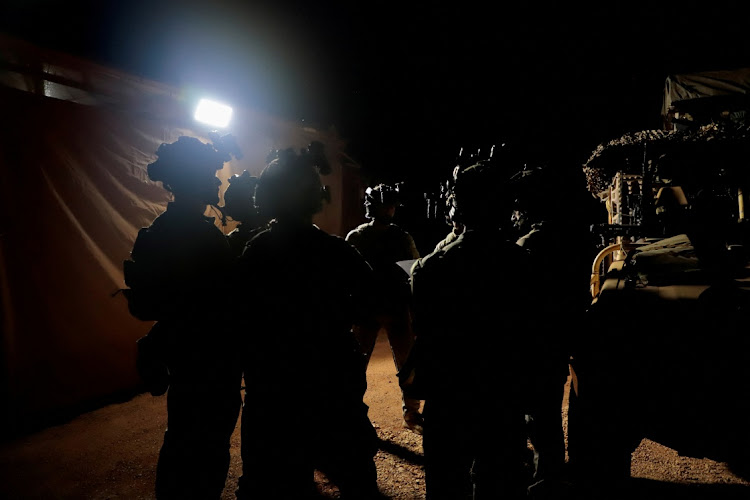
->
[[1, 333, 749, 499]]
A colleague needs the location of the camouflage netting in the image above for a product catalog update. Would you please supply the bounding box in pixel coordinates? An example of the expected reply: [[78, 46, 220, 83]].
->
[[582, 122, 750, 196]]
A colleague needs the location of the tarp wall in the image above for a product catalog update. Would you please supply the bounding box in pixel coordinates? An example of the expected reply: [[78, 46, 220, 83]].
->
[[0, 34, 362, 437], [662, 67, 750, 127]]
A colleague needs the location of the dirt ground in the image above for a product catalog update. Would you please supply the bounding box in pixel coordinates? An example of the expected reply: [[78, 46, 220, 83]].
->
[[1, 332, 749, 499]]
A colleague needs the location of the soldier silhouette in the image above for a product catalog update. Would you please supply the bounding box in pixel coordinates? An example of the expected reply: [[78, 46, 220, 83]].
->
[[234, 143, 382, 499], [345, 183, 424, 434], [123, 135, 242, 499], [407, 159, 535, 499], [219, 169, 269, 257]]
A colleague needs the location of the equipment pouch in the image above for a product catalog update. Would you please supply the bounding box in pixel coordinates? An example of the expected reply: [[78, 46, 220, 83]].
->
[[123, 259, 170, 321]]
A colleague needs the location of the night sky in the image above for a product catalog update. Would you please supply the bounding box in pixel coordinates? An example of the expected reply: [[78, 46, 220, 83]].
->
[[3, 1, 749, 187]]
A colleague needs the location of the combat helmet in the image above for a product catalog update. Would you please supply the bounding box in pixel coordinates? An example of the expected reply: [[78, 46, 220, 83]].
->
[[146, 135, 242, 208], [221, 170, 259, 224], [147, 136, 233, 189], [450, 160, 512, 228], [364, 183, 402, 222], [254, 142, 331, 220]]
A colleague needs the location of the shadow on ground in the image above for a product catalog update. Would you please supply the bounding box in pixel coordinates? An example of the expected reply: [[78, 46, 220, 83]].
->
[[377, 436, 424, 466]]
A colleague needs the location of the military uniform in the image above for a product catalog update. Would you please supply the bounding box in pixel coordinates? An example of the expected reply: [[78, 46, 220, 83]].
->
[[226, 222, 267, 258], [517, 219, 592, 494], [433, 224, 463, 253], [410, 229, 535, 499], [345, 220, 422, 424], [126, 203, 242, 500], [235, 222, 380, 499]]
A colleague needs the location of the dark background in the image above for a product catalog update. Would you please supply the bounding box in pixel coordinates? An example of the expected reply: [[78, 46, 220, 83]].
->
[[2, 1, 749, 191]]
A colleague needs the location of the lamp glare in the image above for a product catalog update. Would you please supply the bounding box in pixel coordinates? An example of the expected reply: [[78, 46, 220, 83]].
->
[[194, 99, 233, 128]]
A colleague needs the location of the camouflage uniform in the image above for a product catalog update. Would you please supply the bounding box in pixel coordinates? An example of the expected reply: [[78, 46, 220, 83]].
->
[[345, 220, 422, 423], [127, 203, 242, 500]]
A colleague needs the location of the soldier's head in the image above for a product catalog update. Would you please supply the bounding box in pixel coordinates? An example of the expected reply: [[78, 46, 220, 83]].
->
[[451, 160, 511, 230], [364, 183, 401, 223], [254, 144, 331, 222], [222, 170, 259, 224], [510, 161, 584, 229], [147, 135, 231, 206]]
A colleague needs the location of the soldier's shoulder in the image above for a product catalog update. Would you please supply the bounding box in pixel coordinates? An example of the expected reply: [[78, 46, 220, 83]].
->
[[132, 217, 168, 253], [357, 222, 374, 231], [330, 232, 366, 259], [249, 226, 273, 242], [345, 222, 370, 238], [317, 228, 347, 247], [241, 227, 272, 252], [412, 246, 449, 275], [144, 211, 169, 231], [388, 223, 412, 236]]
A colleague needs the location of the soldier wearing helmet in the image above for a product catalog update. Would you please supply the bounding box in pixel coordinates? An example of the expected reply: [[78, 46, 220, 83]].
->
[[122, 135, 242, 500], [235, 144, 381, 499], [408, 160, 536, 499], [220, 170, 269, 257], [433, 166, 466, 252], [345, 182, 423, 434], [512, 162, 598, 498]]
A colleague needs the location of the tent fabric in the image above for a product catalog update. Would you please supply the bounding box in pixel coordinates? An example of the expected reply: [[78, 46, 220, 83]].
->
[[0, 34, 362, 436], [662, 67, 750, 119]]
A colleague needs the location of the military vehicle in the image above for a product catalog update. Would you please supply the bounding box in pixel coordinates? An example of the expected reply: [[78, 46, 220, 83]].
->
[[567, 107, 750, 487]]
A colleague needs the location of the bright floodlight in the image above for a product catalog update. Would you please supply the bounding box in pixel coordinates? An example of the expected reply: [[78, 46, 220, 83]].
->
[[194, 98, 233, 128]]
